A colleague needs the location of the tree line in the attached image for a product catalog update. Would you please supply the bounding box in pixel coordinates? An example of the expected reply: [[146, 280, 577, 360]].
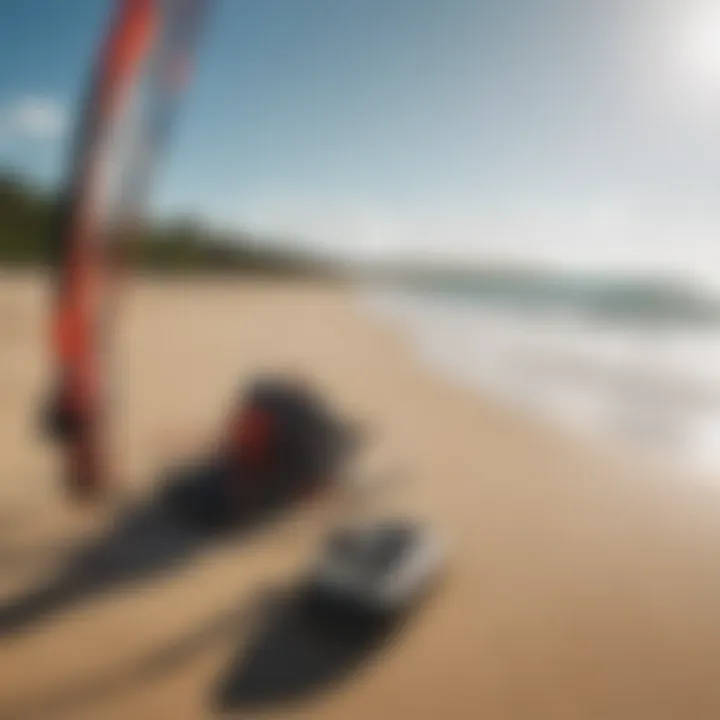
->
[[0, 172, 339, 278]]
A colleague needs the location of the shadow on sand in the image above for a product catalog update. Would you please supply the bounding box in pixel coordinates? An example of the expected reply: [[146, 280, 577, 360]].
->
[[0, 581, 411, 720], [211, 582, 411, 715], [0, 457, 312, 640], [0, 595, 252, 720]]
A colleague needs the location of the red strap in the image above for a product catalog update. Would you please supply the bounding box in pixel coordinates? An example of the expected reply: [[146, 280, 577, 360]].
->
[[230, 407, 274, 467]]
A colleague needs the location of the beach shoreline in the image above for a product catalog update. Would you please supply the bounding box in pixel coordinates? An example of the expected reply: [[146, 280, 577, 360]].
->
[[360, 286, 720, 482], [1, 274, 720, 719]]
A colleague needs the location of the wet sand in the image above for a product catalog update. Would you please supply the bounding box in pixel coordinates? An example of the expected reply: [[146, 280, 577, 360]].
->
[[1, 271, 720, 720]]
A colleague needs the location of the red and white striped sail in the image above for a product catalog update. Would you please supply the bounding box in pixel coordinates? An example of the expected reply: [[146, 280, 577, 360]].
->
[[48, 0, 212, 500]]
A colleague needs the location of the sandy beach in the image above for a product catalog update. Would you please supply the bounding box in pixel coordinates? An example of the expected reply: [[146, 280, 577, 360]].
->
[[1, 271, 720, 720]]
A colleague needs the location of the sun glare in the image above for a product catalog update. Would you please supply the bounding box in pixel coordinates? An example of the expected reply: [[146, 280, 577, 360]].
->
[[678, 4, 720, 89]]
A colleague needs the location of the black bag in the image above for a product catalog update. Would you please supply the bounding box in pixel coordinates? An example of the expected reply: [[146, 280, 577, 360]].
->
[[236, 377, 358, 483], [161, 376, 361, 529]]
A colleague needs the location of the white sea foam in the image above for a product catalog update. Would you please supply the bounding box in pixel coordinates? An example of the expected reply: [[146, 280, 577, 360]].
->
[[359, 287, 720, 482]]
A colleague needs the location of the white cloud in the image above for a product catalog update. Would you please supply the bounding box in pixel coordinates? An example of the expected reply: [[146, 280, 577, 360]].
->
[[214, 193, 629, 264], [0, 95, 67, 143], [212, 192, 720, 290]]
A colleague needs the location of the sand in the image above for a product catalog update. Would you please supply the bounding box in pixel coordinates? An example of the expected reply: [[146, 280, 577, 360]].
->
[[1, 271, 720, 720]]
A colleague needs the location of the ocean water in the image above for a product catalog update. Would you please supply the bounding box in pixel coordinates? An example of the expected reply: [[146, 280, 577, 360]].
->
[[359, 283, 720, 482]]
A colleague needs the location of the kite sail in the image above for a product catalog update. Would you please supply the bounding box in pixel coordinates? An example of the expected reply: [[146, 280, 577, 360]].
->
[[46, 0, 213, 501]]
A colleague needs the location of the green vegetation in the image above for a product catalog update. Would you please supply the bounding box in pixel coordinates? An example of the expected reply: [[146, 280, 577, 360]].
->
[[0, 173, 55, 264], [4, 172, 717, 326], [0, 172, 339, 278]]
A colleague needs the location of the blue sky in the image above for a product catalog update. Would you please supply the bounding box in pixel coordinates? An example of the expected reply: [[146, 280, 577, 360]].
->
[[2, 0, 720, 280]]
